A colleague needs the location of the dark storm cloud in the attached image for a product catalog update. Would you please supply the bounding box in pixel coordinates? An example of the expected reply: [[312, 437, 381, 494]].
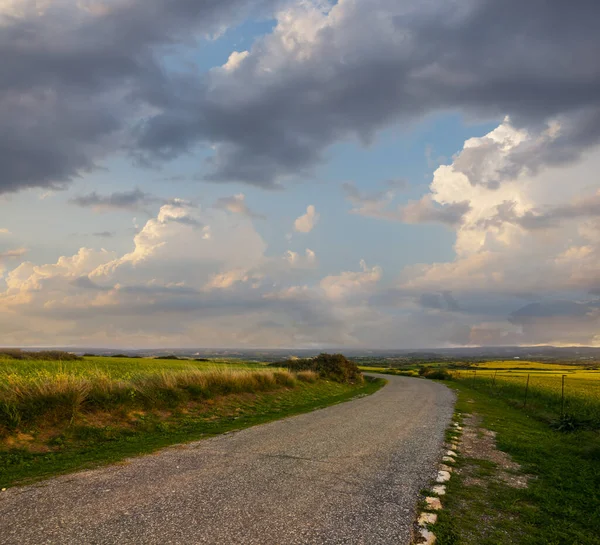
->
[[136, 0, 600, 186], [3, 0, 600, 193], [0, 0, 281, 194]]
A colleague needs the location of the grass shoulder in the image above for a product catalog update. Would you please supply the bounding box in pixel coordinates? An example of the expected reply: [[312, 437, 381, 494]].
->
[[432, 381, 600, 545], [1, 377, 384, 489]]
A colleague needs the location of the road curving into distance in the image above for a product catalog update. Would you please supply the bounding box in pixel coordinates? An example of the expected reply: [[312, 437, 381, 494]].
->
[[0, 375, 455, 545]]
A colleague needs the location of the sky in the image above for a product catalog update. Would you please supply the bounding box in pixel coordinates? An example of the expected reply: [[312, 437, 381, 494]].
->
[[1, 0, 600, 349]]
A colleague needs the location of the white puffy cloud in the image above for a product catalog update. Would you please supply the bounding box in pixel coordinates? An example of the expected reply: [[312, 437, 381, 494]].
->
[[395, 118, 600, 345], [320, 260, 381, 301], [294, 204, 319, 233]]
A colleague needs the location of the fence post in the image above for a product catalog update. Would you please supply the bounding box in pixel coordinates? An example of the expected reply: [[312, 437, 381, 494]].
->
[[561, 375, 566, 418], [523, 374, 530, 408]]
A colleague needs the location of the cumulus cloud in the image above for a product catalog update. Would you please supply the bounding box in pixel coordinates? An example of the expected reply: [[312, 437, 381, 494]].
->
[[294, 205, 319, 233], [0, 228, 10, 235], [3, 0, 600, 193], [394, 117, 600, 346], [213, 193, 265, 219]]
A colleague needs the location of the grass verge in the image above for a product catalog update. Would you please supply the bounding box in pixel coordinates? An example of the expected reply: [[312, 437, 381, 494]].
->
[[1, 377, 384, 489], [432, 381, 600, 545]]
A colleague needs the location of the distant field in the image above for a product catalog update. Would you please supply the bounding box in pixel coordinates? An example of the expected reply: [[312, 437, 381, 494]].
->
[[0, 354, 264, 379]]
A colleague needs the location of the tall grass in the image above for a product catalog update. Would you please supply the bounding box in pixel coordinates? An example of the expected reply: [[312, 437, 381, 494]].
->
[[0, 367, 300, 435]]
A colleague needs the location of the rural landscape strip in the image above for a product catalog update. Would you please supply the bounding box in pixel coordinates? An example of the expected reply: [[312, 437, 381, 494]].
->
[[1, 352, 384, 489], [417, 380, 600, 544]]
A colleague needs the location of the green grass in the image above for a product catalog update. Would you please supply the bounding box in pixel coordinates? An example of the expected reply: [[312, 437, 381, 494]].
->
[[1, 377, 384, 488], [432, 381, 600, 545], [453, 367, 600, 429], [0, 356, 298, 433]]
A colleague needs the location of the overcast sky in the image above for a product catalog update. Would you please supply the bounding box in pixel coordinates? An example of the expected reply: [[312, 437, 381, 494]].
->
[[1, 0, 600, 348]]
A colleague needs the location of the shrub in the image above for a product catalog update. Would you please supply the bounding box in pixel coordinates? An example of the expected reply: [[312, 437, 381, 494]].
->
[[275, 353, 362, 383], [0, 349, 82, 361], [419, 367, 452, 380]]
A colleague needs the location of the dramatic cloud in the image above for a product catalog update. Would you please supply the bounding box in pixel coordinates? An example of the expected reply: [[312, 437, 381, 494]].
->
[[69, 189, 157, 211], [213, 194, 265, 219], [396, 118, 600, 346], [0, 0, 281, 194], [294, 205, 319, 233], [137, 0, 600, 187], [3, 0, 600, 193]]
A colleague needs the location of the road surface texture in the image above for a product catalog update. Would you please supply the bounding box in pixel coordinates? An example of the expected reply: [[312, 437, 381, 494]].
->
[[0, 375, 455, 545]]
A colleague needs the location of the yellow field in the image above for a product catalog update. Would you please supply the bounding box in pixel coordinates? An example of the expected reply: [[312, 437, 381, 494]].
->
[[454, 361, 600, 426], [471, 360, 591, 371]]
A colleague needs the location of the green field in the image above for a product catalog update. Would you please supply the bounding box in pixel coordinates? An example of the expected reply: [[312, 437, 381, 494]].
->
[[432, 381, 600, 545], [0, 352, 383, 487], [451, 361, 600, 429]]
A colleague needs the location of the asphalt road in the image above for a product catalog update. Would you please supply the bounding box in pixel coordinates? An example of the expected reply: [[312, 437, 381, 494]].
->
[[0, 375, 455, 545]]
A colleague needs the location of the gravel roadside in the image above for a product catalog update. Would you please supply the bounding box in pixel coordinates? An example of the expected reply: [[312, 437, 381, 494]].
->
[[0, 375, 455, 545]]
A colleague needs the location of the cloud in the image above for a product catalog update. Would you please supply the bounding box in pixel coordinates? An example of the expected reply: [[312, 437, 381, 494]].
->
[[69, 188, 157, 211], [4, 0, 600, 193], [213, 193, 265, 219], [478, 192, 600, 231], [294, 205, 319, 233], [0, 248, 27, 260], [320, 260, 381, 301], [284, 248, 317, 268], [343, 181, 399, 219], [0, 0, 282, 194], [401, 195, 471, 226], [135, 0, 600, 187], [0, 228, 10, 235], [92, 231, 116, 238], [343, 181, 468, 226]]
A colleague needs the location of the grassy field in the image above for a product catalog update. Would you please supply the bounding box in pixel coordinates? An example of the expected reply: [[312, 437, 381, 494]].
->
[[0, 352, 383, 487], [451, 361, 600, 429], [432, 381, 600, 545]]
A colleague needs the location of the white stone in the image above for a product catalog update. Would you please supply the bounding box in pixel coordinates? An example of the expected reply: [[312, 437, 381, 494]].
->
[[436, 470, 451, 483], [418, 512, 438, 526], [425, 497, 442, 510], [439, 464, 453, 473], [432, 485, 446, 495], [447, 450, 457, 457], [442, 456, 455, 463], [419, 528, 437, 545]]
